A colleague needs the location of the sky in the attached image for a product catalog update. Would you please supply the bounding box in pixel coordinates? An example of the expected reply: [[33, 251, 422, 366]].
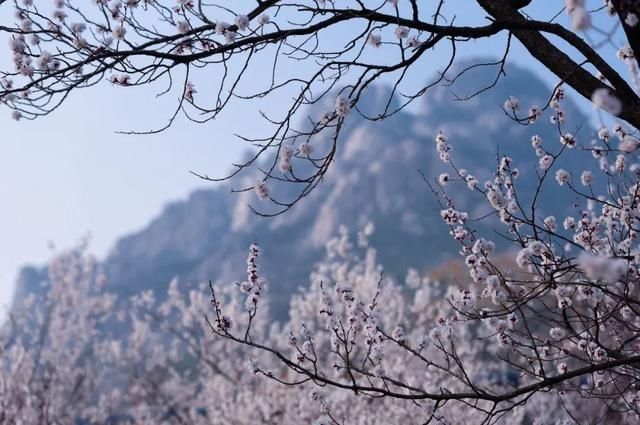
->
[[0, 1, 627, 312], [0, 86, 246, 310]]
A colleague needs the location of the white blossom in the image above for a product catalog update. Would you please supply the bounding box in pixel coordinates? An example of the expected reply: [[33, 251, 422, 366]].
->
[[560, 133, 576, 148], [235, 14, 249, 31], [591, 88, 622, 115], [539, 154, 553, 170], [335, 95, 350, 117], [367, 33, 381, 48], [550, 327, 566, 340], [255, 181, 269, 200], [625, 13, 639, 27], [555, 169, 570, 185], [394, 26, 409, 39], [257, 14, 270, 26], [580, 170, 593, 186], [504, 96, 520, 111]]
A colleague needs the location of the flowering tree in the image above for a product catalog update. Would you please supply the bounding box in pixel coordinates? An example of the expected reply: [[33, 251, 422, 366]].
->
[[0, 227, 600, 424], [0, 242, 117, 423], [2, 0, 640, 214], [206, 87, 640, 423], [16, 191, 640, 423], [4, 0, 640, 424]]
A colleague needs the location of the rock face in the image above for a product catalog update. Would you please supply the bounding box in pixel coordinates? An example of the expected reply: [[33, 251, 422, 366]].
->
[[13, 59, 594, 317]]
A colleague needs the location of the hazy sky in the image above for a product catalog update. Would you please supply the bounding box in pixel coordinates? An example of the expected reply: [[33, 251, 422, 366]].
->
[[0, 85, 248, 310], [0, 3, 625, 312]]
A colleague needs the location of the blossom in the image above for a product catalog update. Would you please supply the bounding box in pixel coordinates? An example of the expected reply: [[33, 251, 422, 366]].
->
[[531, 135, 542, 148], [563, 216, 576, 230], [335, 95, 350, 117], [550, 109, 565, 124], [367, 33, 381, 48], [591, 88, 622, 116], [53, 10, 67, 22], [487, 188, 506, 209], [224, 31, 237, 43], [550, 327, 566, 340], [183, 81, 196, 102], [503, 96, 520, 111], [257, 14, 270, 26], [435, 131, 452, 162], [440, 207, 467, 225], [394, 26, 409, 39], [598, 127, 610, 141], [235, 14, 249, 31], [70, 22, 87, 35], [300, 142, 313, 156], [544, 215, 557, 232], [255, 181, 269, 200], [555, 169, 570, 185], [625, 13, 639, 27], [176, 20, 190, 34], [539, 154, 553, 170], [279, 145, 293, 172], [215, 315, 233, 332], [406, 35, 421, 48], [36, 51, 52, 70], [215, 21, 229, 35], [112, 25, 126, 40], [527, 241, 546, 257], [466, 175, 477, 190], [452, 289, 475, 313], [613, 124, 626, 140], [528, 105, 541, 122], [580, 170, 593, 186], [557, 362, 568, 374], [392, 327, 407, 345], [438, 173, 449, 185], [615, 154, 625, 173], [560, 133, 576, 148], [617, 45, 634, 62]]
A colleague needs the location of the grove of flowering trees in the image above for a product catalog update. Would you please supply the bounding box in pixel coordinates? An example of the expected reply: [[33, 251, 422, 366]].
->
[[3, 0, 640, 424]]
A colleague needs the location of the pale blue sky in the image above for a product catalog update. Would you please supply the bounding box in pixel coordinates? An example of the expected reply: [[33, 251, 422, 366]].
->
[[0, 2, 625, 311]]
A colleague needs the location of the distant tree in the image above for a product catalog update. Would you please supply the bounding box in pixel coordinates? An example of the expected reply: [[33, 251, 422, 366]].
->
[[0, 242, 117, 423], [1, 0, 639, 213], [1, 227, 603, 424]]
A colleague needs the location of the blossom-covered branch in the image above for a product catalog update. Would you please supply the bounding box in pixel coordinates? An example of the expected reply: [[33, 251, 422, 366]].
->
[[1, 0, 639, 214]]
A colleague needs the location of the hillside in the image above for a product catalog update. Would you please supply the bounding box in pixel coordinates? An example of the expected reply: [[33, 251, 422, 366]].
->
[[13, 59, 594, 317]]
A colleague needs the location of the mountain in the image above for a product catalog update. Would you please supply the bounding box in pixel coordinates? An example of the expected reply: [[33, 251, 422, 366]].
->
[[13, 59, 594, 317]]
